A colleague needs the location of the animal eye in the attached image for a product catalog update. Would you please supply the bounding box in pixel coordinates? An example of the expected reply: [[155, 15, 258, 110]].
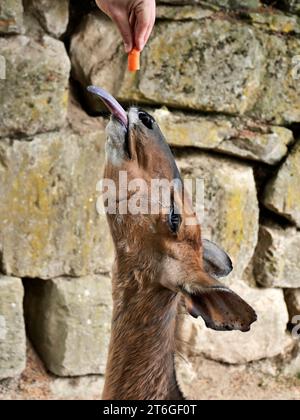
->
[[138, 111, 154, 130], [168, 207, 181, 234]]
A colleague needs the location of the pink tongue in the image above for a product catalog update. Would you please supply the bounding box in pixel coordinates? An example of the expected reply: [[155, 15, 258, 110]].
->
[[87, 86, 128, 127]]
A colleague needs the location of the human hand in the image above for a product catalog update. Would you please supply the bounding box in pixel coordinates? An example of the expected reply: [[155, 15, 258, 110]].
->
[[95, 0, 156, 53]]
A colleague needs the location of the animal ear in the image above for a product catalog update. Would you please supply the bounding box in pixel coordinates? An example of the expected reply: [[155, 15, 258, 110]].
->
[[184, 274, 257, 332], [202, 239, 233, 278]]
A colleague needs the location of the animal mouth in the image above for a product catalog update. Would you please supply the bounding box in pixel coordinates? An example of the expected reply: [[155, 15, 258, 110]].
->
[[87, 86, 128, 128]]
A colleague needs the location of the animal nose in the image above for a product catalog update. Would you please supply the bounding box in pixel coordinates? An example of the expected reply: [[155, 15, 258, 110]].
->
[[87, 86, 128, 127]]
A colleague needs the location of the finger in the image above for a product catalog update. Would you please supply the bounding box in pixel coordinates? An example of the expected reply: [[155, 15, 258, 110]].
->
[[142, 25, 152, 49], [134, 2, 156, 51], [95, 0, 109, 15], [112, 10, 133, 53], [143, 12, 156, 48], [129, 9, 136, 29], [134, 4, 151, 51]]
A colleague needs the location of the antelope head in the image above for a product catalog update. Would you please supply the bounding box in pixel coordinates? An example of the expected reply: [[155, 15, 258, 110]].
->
[[88, 86, 257, 333]]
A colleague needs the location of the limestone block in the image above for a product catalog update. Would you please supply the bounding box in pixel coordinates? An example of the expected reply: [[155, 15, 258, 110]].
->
[[24, 275, 112, 376], [0, 276, 26, 379], [0, 35, 70, 137]]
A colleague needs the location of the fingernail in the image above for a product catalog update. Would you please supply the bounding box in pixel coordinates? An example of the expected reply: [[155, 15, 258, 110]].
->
[[135, 41, 142, 51], [135, 42, 142, 51]]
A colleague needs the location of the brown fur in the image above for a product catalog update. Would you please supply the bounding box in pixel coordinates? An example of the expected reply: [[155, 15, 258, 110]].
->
[[103, 265, 184, 400], [101, 106, 256, 400]]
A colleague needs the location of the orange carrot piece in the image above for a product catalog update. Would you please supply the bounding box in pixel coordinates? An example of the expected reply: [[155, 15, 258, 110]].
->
[[128, 48, 140, 72]]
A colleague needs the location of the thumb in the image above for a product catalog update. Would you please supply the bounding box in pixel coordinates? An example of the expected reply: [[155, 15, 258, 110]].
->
[[112, 11, 133, 53]]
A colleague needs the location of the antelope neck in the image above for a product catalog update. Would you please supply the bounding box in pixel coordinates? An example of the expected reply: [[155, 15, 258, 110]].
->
[[102, 270, 184, 400]]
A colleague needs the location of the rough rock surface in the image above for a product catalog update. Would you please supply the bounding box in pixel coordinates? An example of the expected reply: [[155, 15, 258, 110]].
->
[[176, 152, 259, 281], [177, 282, 291, 364], [263, 141, 300, 228], [0, 120, 114, 279], [152, 107, 294, 165], [24, 275, 112, 376], [157, 4, 215, 20], [247, 10, 300, 34], [0, 35, 70, 138], [251, 35, 300, 124], [156, 6, 300, 34], [71, 14, 300, 125], [254, 224, 300, 288], [157, 0, 262, 8], [284, 0, 300, 15], [175, 353, 300, 400], [158, 0, 300, 16], [0, 0, 23, 34], [283, 344, 300, 377], [0, 276, 26, 379], [25, 0, 69, 38]]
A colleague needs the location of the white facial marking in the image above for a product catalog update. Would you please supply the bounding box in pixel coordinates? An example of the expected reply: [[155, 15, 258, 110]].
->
[[105, 108, 140, 166], [105, 119, 127, 166], [128, 107, 139, 126]]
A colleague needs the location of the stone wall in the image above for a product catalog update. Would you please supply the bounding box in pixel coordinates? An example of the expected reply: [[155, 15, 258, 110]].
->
[[1, 0, 300, 399]]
